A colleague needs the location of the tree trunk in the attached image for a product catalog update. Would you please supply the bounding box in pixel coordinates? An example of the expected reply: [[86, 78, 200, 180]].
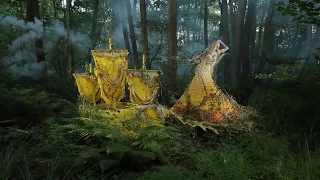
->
[[66, 0, 73, 78], [125, 0, 138, 65], [242, 0, 257, 79], [204, 0, 208, 48], [26, 0, 46, 64], [115, 0, 131, 53], [250, 14, 257, 58], [220, 0, 230, 45], [168, 0, 178, 91], [229, 0, 236, 48], [231, 0, 247, 90], [133, 0, 138, 21], [218, 0, 230, 87], [257, 10, 265, 56], [257, 0, 276, 74], [140, 0, 150, 68], [89, 0, 99, 63]]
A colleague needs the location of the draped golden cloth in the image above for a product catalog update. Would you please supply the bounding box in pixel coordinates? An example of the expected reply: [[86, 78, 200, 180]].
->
[[126, 70, 161, 105], [73, 73, 101, 105], [92, 50, 128, 106]]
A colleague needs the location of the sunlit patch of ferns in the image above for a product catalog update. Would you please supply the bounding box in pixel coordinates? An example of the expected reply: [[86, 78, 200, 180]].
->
[[61, 116, 183, 172]]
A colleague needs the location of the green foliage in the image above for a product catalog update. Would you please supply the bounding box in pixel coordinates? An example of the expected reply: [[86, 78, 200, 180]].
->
[[0, 145, 21, 180], [56, 113, 184, 175], [137, 166, 200, 180], [277, 0, 320, 26], [0, 83, 77, 129], [199, 134, 315, 179], [192, 134, 302, 180], [136, 134, 320, 180]]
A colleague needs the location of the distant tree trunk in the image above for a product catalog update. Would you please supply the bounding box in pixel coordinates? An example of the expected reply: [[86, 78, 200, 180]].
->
[[168, 0, 178, 91], [133, 0, 138, 21], [231, 0, 247, 90], [242, 0, 257, 79], [229, 0, 236, 48], [268, 24, 275, 53], [257, 10, 265, 55], [125, 0, 138, 65], [89, 0, 99, 63], [26, 0, 46, 64], [116, 0, 131, 53], [218, 0, 230, 87], [295, 25, 309, 58], [250, 15, 257, 58], [66, 0, 73, 77], [204, 0, 208, 48], [257, 0, 276, 74], [220, 0, 230, 45], [140, 0, 150, 68], [53, 0, 57, 19]]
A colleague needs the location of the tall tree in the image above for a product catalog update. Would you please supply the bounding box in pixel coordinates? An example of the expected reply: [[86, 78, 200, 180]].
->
[[140, 0, 150, 68], [219, 0, 231, 86], [66, 0, 73, 77], [249, 14, 257, 58], [168, 0, 178, 91], [257, 0, 276, 73], [242, 0, 257, 79], [116, 0, 131, 53], [132, 0, 138, 21], [219, 0, 230, 45], [231, 0, 247, 90], [257, 8, 266, 55], [203, 0, 208, 48], [228, 0, 236, 48], [125, 0, 138, 65], [89, 0, 100, 63], [26, 0, 46, 64]]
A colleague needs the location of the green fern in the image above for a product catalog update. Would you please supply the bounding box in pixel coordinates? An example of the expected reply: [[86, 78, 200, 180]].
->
[[0, 145, 21, 180]]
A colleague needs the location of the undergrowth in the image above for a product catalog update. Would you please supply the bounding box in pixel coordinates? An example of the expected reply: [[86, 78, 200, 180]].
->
[[0, 79, 320, 179]]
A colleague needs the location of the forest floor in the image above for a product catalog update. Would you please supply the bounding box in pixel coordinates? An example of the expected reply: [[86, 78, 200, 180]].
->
[[1, 79, 320, 180]]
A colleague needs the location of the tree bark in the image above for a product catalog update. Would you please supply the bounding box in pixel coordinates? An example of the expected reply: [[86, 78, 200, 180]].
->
[[125, 0, 138, 65], [229, 0, 236, 48], [133, 0, 138, 21], [168, 0, 178, 91], [257, 9, 266, 56], [231, 0, 247, 90], [89, 0, 99, 63], [66, 0, 73, 77], [250, 14, 257, 58], [116, 0, 131, 53], [26, 0, 46, 63], [218, 0, 230, 87], [257, 0, 276, 73], [140, 0, 150, 69], [242, 0, 257, 79], [204, 0, 208, 48], [220, 0, 230, 45]]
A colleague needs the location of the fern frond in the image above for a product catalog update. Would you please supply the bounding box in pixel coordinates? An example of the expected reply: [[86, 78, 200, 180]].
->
[[7, 128, 30, 135], [0, 119, 17, 124], [131, 151, 156, 160], [63, 124, 83, 131], [132, 140, 162, 154], [99, 159, 120, 172], [105, 142, 132, 155], [78, 148, 103, 160]]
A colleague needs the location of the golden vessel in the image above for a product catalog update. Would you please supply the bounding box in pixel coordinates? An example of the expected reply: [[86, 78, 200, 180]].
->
[[73, 37, 161, 107]]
